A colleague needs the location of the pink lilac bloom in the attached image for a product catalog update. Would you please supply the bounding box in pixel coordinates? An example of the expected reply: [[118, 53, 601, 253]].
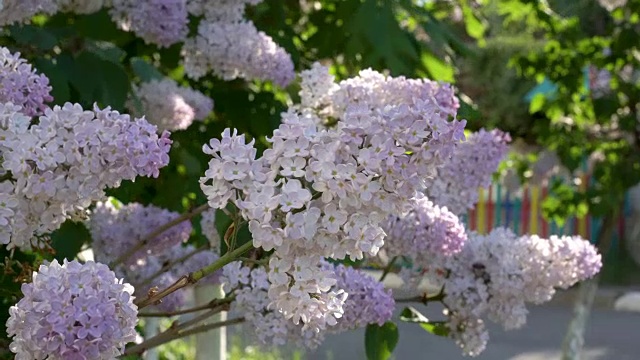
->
[[127, 78, 214, 132], [87, 200, 192, 265], [329, 263, 395, 331], [110, 0, 189, 48], [6, 260, 138, 360], [0, 47, 53, 116], [424, 129, 511, 215], [0, 0, 57, 26]]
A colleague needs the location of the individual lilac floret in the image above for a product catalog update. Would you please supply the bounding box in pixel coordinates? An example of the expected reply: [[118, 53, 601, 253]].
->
[[424, 129, 511, 215], [0, 47, 53, 116], [0, 0, 58, 26], [0, 103, 172, 250], [383, 195, 468, 263], [110, 0, 189, 48], [6, 259, 138, 360], [182, 21, 295, 87], [127, 78, 214, 132], [88, 199, 192, 265], [330, 263, 395, 331]]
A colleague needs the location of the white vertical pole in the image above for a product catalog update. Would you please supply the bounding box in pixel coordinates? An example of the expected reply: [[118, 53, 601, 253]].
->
[[195, 284, 226, 360], [143, 317, 160, 360]]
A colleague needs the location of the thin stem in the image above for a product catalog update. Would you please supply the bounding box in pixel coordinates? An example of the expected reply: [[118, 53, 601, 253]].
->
[[395, 287, 445, 304], [379, 256, 398, 282], [137, 245, 206, 288], [135, 241, 254, 309], [110, 204, 209, 268], [137, 296, 234, 317], [122, 317, 244, 356]]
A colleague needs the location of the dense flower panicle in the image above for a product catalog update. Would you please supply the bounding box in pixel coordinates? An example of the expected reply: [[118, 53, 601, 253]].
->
[[421, 228, 602, 356], [200, 207, 221, 252], [0, 103, 172, 249], [0, 0, 57, 25], [382, 195, 467, 267], [221, 261, 393, 349], [88, 200, 192, 265], [424, 129, 510, 215], [201, 63, 466, 332], [127, 78, 214, 132], [0, 47, 53, 116], [329, 263, 395, 331], [110, 0, 189, 47], [182, 20, 295, 87], [6, 260, 138, 360]]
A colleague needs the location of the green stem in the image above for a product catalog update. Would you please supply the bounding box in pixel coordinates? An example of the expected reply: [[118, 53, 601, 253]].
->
[[135, 241, 253, 309], [379, 256, 398, 282]]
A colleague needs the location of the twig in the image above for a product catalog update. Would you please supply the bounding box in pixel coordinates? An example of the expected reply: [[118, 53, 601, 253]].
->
[[122, 317, 244, 356], [110, 204, 210, 268], [137, 296, 234, 317], [135, 241, 253, 309], [379, 256, 398, 282], [395, 287, 445, 304], [137, 245, 207, 288]]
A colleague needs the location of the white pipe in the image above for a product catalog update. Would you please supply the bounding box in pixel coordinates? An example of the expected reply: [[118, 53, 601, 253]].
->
[[195, 284, 226, 360]]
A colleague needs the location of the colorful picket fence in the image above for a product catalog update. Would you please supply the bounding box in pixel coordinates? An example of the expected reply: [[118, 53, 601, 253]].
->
[[461, 182, 632, 244]]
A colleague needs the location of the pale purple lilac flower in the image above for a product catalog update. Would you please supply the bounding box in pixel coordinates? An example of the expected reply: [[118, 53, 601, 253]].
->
[[6, 260, 138, 360], [0, 47, 53, 116]]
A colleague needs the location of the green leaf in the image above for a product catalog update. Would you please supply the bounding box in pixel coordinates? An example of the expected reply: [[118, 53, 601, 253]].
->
[[50, 221, 91, 262], [420, 322, 450, 337], [529, 93, 546, 113], [86, 40, 126, 64], [460, 0, 486, 43], [131, 57, 164, 82], [9, 24, 58, 50], [399, 307, 450, 337], [421, 52, 454, 82], [365, 322, 399, 360]]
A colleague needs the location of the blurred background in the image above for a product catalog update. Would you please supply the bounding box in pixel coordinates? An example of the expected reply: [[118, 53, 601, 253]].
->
[[2, 0, 640, 359]]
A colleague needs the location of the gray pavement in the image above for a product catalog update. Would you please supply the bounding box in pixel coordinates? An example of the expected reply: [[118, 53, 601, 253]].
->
[[304, 304, 640, 360]]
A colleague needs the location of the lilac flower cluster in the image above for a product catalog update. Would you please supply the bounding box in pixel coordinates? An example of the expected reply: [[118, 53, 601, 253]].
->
[[330, 263, 395, 332], [200, 207, 221, 252], [421, 228, 602, 356], [201, 63, 466, 332], [181, 1, 295, 86], [220, 260, 393, 349], [0, 47, 53, 116], [88, 200, 192, 264], [6, 260, 138, 359], [110, 0, 189, 48], [0, 0, 57, 26], [0, 103, 172, 250], [88, 200, 220, 312], [424, 129, 511, 215], [383, 194, 468, 272], [127, 78, 214, 132]]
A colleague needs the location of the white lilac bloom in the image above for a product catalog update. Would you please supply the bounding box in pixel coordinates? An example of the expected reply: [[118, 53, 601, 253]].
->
[[127, 78, 213, 132], [0, 47, 53, 116], [435, 228, 602, 356], [6, 260, 138, 360], [200, 63, 466, 333], [0, 102, 172, 250]]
